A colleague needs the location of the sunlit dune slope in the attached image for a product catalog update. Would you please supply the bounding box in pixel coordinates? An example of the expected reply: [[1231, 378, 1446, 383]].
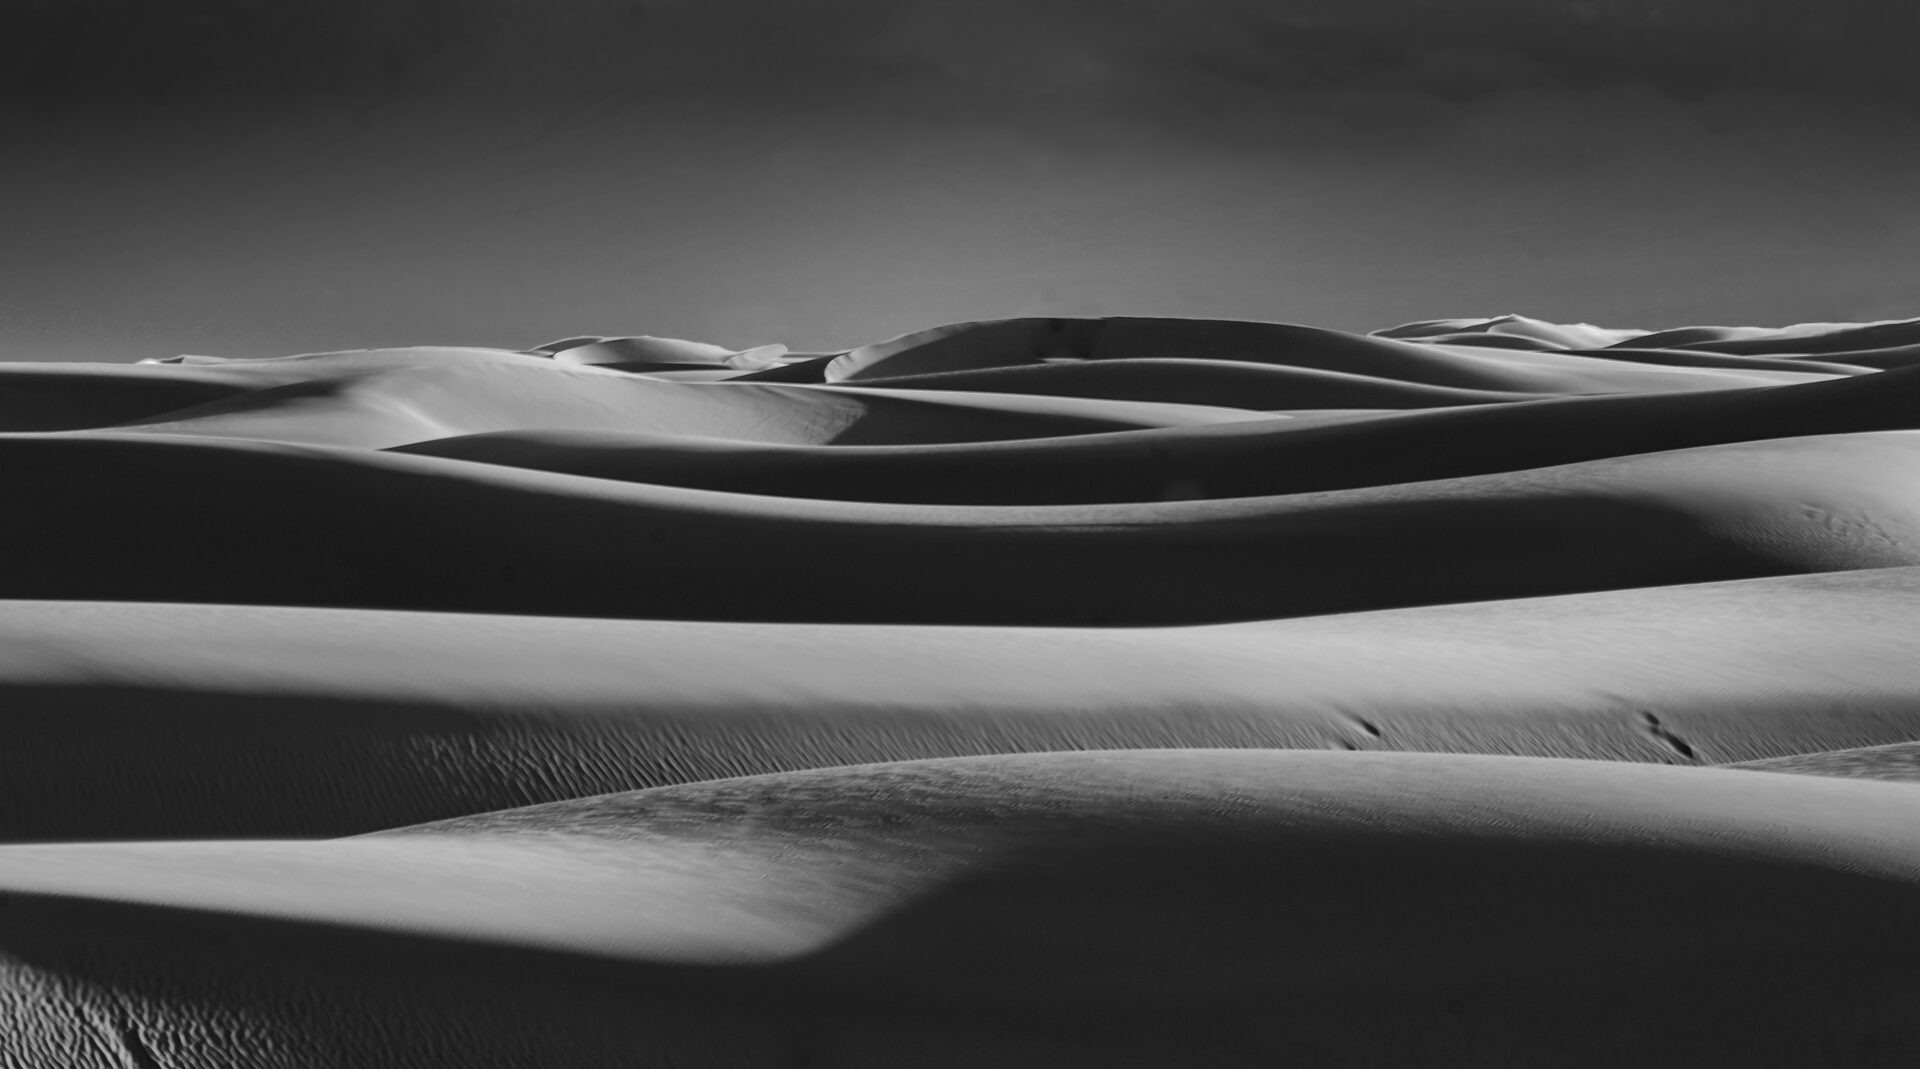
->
[[393, 362, 1920, 504]]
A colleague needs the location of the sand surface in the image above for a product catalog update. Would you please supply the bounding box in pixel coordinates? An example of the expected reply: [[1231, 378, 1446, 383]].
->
[[7, 313, 1920, 1066]]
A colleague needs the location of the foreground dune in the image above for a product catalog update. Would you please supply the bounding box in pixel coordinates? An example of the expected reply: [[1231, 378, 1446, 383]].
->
[[6, 751, 1920, 1067], [7, 312, 1920, 1066]]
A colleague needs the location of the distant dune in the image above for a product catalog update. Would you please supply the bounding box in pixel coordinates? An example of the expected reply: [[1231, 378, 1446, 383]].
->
[[7, 312, 1920, 1066]]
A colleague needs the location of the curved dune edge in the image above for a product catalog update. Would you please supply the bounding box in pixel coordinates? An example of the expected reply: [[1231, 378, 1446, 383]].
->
[[1724, 743, 1920, 782], [5, 567, 1920, 839], [825, 316, 1841, 393], [389, 363, 1920, 504], [9, 429, 1920, 624], [829, 357, 1544, 409], [7, 752, 1920, 1067]]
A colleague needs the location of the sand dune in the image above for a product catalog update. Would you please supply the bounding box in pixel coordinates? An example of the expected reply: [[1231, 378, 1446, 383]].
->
[[1726, 743, 1920, 782], [104, 360, 1253, 450], [0, 362, 251, 431], [834, 358, 1540, 409], [830, 316, 1836, 392], [1560, 346, 1876, 375], [8, 312, 1920, 1066], [1376, 314, 1652, 349], [4, 567, 1920, 840], [1640, 317, 1920, 356], [395, 361, 1920, 504], [1778, 343, 1920, 370], [7, 751, 1920, 1066], [141, 344, 558, 381], [8, 429, 1920, 623]]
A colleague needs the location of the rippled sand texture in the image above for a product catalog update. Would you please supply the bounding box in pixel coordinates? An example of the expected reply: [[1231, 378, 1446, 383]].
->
[[8, 313, 1920, 1067]]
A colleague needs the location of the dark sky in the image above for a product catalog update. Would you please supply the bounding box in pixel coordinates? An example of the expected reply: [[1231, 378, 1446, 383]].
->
[[4, 0, 1917, 360]]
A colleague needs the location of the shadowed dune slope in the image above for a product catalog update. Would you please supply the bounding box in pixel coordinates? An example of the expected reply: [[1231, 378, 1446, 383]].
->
[[0, 363, 250, 431], [144, 345, 563, 382], [832, 358, 1539, 409], [394, 363, 1920, 504], [1410, 331, 1566, 351], [1778, 343, 1920, 370], [105, 361, 1253, 449], [7, 752, 1920, 1067], [1560, 346, 1875, 375], [1646, 318, 1920, 356], [9, 431, 1920, 624], [829, 316, 1837, 392], [3, 567, 1920, 840], [542, 335, 791, 373], [1375, 315, 1652, 349]]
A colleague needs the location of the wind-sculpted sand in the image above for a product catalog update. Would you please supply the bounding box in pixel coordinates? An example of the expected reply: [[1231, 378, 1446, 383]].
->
[[7, 313, 1920, 1066]]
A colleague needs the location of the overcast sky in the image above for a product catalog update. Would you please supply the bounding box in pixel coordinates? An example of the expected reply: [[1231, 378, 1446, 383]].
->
[[4, 0, 1917, 360]]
